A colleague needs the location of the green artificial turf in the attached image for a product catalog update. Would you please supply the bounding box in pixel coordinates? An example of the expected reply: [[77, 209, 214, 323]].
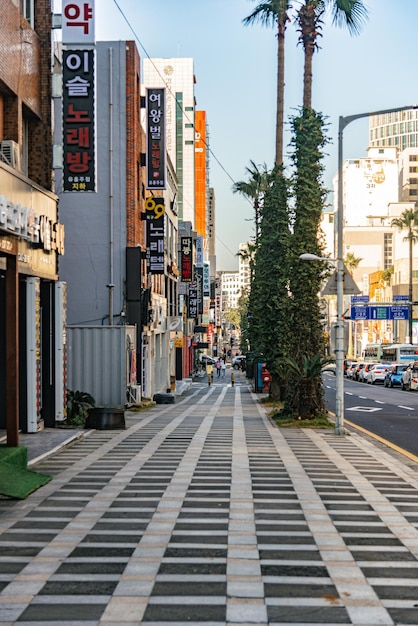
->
[[0, 445, 51, 499]]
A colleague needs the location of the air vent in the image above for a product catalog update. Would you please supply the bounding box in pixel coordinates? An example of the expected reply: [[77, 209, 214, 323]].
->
[[0, 141, 21, 170]]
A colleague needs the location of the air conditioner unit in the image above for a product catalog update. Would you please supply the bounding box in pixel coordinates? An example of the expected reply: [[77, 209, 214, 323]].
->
[[0, 140, 21, 170], [127, 384, 141, 405]]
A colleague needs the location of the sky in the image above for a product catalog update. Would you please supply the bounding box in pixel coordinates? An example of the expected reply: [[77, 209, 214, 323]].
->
[[54, 0, 418, 270]]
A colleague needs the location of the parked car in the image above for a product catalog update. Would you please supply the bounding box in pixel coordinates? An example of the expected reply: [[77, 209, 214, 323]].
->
[[232, 355, 246, 370], [346, 362, 358, 379], [353, 362, 366, 381], [384, 363, 408, 388], [358, 362, 376, 383], [401, 361, 418, 390], [200, 354, 217, 365], [366, 363, 389, 384], [344, 359, 355, 376], [322, 361, 336, 375]]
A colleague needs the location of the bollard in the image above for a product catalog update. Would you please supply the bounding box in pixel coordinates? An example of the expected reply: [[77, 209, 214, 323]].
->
[[231, 372, 234, 386]]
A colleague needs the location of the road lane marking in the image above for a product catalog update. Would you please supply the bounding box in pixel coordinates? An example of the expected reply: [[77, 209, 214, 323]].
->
[[375, 400, 385, 404], [346, 406, 382, 412], [398, 405, 414, 410], [344, 419, 418, 464]]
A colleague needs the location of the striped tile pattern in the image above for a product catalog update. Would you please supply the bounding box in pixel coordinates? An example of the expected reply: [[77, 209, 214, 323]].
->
[[0, 380, 418, 624]]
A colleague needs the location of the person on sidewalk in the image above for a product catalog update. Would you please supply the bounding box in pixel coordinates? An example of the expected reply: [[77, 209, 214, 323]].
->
[[221, 361, 226, 378], [216, 359, 221, 377]]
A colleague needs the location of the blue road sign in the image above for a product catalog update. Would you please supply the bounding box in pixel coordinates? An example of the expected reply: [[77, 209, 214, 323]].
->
[[351, 295, 369, 303], [393, 295, 409, 301], [350, 305, 409, 320]]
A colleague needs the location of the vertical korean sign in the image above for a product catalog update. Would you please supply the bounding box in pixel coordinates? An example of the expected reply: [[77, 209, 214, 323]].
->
[[146, 88, 166, 190], [146, 198, 165, 275], [62, 49, 96, 192], [181, 237, 193, 282], [62, 0, 95, 192]]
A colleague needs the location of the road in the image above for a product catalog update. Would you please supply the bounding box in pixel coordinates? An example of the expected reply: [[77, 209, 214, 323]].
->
[[323, 372, 418, 457]]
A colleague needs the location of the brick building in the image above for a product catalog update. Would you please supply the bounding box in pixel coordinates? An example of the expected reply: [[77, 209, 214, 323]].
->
[[0, 0, 65, 438]]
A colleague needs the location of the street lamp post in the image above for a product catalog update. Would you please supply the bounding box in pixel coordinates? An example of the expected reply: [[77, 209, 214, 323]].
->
[[300, 252, 344, 434]]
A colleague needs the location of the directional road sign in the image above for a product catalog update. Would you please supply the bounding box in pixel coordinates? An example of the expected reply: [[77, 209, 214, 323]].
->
[[350, 305, 409, 320]]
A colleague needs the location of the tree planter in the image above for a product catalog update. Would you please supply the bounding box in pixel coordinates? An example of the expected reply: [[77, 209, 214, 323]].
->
[[85, 407, 125, 430]]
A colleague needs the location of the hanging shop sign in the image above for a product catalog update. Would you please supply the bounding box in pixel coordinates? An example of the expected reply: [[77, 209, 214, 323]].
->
[[146, 88, 166, 190], [145, 198, 165, 275], [62, 49, 96, 192]]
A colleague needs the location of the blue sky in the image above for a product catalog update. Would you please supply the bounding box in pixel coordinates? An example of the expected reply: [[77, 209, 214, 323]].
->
[[55, 0, 418, 269]]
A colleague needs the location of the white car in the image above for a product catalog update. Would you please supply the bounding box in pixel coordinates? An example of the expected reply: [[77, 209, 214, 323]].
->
[[346, 362, 358, 378], [366, 363, 389, 384], [232, 355, 246, 369]]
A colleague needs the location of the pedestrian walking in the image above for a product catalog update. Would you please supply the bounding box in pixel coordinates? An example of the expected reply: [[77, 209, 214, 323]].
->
[[221, 361, 226, 378], [216, 359, 221, 377]]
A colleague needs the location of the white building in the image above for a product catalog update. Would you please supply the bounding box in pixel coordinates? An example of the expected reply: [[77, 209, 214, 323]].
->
[[238, 242, 253, 296], [333, 146, 399, 227], [143, 58, 196, 226], [219, 271, 240, 311]]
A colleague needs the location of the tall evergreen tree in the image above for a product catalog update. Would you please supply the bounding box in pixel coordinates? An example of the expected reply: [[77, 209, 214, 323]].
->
[[285, 108, 329, 418], [248, 166, 292, 399]]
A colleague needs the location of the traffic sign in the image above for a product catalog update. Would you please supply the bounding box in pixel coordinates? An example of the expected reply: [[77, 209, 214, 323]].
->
[[393, 295, 409, 301], [350, 305, 409, 320], [351, 295, 369, 303]]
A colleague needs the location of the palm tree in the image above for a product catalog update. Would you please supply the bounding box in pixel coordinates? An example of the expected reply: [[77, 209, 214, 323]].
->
[[243, 1, 291, 166], [391, 208, 418, 342], [232, 160, 272, 242], [295, 0, 368, 109], [344, 251, 362, 276]]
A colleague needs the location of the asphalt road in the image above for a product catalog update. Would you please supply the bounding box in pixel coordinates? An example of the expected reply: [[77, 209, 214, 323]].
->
[[323, 371, 418, 457]]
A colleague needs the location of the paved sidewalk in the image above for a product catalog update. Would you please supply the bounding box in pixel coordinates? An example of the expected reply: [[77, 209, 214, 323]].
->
[[2, 375, 418, 625]]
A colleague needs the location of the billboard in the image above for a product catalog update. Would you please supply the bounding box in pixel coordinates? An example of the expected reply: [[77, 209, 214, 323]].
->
[[62, 0, 95, 45], [62, 49, 96, 192], [146, 88, 166, 190], [145, 198, 165, 275], [180, 237, 193, 282], [195, 111, 206, 237]]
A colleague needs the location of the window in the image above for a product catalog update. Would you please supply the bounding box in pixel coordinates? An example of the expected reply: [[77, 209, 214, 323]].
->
[[410, 155, 417, 161], [410, 167, 418, 173], [21, 0, 34, 26], [384, 233, 392, 270], [410, 189, 417, 196], [409, 178, 418, 184]]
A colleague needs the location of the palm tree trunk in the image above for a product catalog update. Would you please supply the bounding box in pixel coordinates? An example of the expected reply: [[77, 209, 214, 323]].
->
[[300, 2, 316, 109], [275, 19, 286, 166]]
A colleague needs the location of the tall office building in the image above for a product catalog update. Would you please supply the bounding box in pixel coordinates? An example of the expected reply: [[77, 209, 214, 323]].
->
[[143, 58, 196, 226], [369, 108, 418, 151]]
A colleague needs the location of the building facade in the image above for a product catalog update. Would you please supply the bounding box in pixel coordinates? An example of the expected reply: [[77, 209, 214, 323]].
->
[[56, 40, 179, 402], [0, 0, 65, 435]]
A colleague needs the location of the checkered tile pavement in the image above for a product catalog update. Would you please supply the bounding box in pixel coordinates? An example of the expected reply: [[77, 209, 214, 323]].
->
[[2, 379, 418, 624]]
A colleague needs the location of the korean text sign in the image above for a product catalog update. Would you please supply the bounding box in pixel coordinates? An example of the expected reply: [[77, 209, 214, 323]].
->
[[62, 49, 96, 192], [62, 0, 95, 45], [181, 237, 193, 282], [146, 88, 166, 190], [146, 198, 165, 275]]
